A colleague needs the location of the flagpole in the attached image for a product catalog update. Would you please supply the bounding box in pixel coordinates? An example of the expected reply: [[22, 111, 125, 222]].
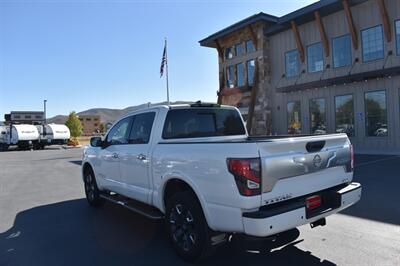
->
[[165, 38, 170, 105]]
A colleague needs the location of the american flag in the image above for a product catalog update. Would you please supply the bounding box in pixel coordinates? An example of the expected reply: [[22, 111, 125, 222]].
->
[[160, 41, 167, 77]]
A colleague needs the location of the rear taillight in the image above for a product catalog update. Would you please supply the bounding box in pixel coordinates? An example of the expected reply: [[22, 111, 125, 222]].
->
[[227, 158, 261, 196], [350, 144, 354, 172]]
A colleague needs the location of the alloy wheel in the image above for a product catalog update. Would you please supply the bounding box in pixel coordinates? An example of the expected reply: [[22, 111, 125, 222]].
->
[[85, 173, 96, 201], [169, 204, 197, 252]]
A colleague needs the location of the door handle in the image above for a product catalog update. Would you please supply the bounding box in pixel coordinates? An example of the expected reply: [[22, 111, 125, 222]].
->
[[137, 154, 147, 161], [112, 153, 119, 159]]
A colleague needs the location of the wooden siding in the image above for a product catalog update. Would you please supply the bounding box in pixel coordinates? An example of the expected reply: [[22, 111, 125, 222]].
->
[[269, 0, 400, 153]]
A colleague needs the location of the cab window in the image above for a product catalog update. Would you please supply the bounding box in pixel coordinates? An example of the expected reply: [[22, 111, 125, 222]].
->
[[129, 112, 155, 144], [162, 108, 245, 139], [106, 117, 131, 145]]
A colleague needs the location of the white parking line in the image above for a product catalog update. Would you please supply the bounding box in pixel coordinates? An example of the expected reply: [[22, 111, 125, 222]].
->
[[355, 156, 400, 167]]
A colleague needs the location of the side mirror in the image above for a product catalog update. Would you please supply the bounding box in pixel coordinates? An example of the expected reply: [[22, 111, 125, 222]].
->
[[90, 137, 103, 147]]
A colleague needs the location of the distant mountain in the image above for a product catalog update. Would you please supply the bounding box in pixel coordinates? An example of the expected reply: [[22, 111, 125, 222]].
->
[[47, 115, 68, 124], [47, 101, 194, 125]]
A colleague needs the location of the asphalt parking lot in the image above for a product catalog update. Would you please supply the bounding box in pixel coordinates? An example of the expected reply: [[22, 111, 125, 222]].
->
[[0, 148, 399, 266]]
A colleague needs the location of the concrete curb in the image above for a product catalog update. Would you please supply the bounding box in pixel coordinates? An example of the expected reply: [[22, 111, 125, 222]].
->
[[63, 145, 83, 149]]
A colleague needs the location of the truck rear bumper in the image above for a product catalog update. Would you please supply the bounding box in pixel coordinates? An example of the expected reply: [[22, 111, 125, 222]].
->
[[242, 182, 361, 237]]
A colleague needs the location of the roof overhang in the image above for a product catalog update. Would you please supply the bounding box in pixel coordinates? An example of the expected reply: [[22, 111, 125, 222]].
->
[[276, 66, 400, 93], [199, 12, 278, 48], [265, 0, 369, 36], [10, 111, 44, 114]]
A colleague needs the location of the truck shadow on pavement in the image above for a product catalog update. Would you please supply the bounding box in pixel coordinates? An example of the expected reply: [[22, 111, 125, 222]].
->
[[340, 155, 400, 225], [69, 160, 82, 166], [0, 199, 335, 266]]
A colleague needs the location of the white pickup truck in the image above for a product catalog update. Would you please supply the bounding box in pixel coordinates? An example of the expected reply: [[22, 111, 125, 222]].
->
[[82, 102, 361, 261]]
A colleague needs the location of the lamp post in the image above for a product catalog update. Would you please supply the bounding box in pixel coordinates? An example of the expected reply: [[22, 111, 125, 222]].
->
[[43, 100, 47, 125]]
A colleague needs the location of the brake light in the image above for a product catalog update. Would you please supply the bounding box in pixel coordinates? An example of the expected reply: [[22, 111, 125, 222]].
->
[[350, 144, 354, 172], [306, 195, 321, 210], [227, 158, 261, 196]]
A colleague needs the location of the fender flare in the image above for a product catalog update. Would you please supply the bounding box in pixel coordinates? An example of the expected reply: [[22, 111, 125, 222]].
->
[[159, 173, 214, 230], [81, 161, 93, 181]]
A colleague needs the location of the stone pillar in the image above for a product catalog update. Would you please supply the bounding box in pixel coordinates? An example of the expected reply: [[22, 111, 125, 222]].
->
[[249, 27, 273, 136]]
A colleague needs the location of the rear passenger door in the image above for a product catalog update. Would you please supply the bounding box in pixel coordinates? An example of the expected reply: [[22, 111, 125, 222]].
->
[[119, 111, 156, 204]]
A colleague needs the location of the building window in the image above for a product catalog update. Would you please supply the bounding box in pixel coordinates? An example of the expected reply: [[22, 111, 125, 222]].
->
[[14, 115, 21, 119], [361, 25, 384, 62], [235, 43, 244, 56], [396, 20, 400, 55], [285, 50, 300, 77], [332, 34, 352, 68], [35, 115, 42, 119], [94, 123, 98, 127], [307, 42, 323, 73], [246, 40, 255, 53], [225, 47, 234, 59], [309, 98, 326, 134], [236, 63, 244, 87], [247, 59, 255, 86], [365, 90, 387, 137], [287, 101, 302, 134], [335, 94, 355, 137], [25, 115, 31, 119], [226, 65, 236, 88]]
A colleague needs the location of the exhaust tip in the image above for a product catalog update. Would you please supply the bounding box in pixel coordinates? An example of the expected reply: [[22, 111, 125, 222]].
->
[[310, 218, 326, 228]]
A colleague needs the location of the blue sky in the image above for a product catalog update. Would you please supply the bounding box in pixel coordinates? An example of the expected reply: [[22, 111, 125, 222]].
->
[[0, 0, 318, 118]]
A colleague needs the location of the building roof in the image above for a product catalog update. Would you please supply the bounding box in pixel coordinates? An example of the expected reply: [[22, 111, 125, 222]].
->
[[265, 0, 369, 36], [199, 12, 278, 48], [199, 0, 369, 47], [10, 111, 44, 114]]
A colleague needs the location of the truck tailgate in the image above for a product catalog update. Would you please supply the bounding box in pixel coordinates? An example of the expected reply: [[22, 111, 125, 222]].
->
[[255, 134, 352, 205]]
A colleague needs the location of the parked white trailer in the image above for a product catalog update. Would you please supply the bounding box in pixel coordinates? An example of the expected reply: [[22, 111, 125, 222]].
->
[[0, 124, 40, 151], [0, 126, 8, 151], [37, 124, 70, 148]]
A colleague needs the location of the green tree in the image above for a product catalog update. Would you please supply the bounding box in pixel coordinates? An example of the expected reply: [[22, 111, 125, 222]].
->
[[65, 111, 83, 139], [99, 123, 105, 133]]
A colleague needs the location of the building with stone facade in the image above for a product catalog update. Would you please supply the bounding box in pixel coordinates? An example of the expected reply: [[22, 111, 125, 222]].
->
[[200, 0, 400, 154], [78, 115, 101, 136]]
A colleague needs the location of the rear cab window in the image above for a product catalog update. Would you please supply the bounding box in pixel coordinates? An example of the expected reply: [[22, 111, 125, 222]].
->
[[162, 108, 245, 139]]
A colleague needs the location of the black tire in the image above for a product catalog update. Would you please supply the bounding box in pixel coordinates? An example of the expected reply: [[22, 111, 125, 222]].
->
[[165, 191, 214, 262], [0, 143, 8, 151], [83, 167, 105, 207]]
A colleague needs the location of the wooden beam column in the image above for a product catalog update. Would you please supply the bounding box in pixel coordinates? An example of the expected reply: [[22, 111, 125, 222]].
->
[[215, 39, 224, 62], [314, 11, 330, 57], [246, 61, 259, 134], [376, 0, 392, 42], [291, 21, 305, 62], [215, 39, 224, 104], [247, 24, 259, 50], [342, 0, 358, 50]]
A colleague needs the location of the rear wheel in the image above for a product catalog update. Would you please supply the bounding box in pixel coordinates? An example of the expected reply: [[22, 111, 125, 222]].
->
[[165, 191, 213, 262], [83, 167, 104, 207]]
